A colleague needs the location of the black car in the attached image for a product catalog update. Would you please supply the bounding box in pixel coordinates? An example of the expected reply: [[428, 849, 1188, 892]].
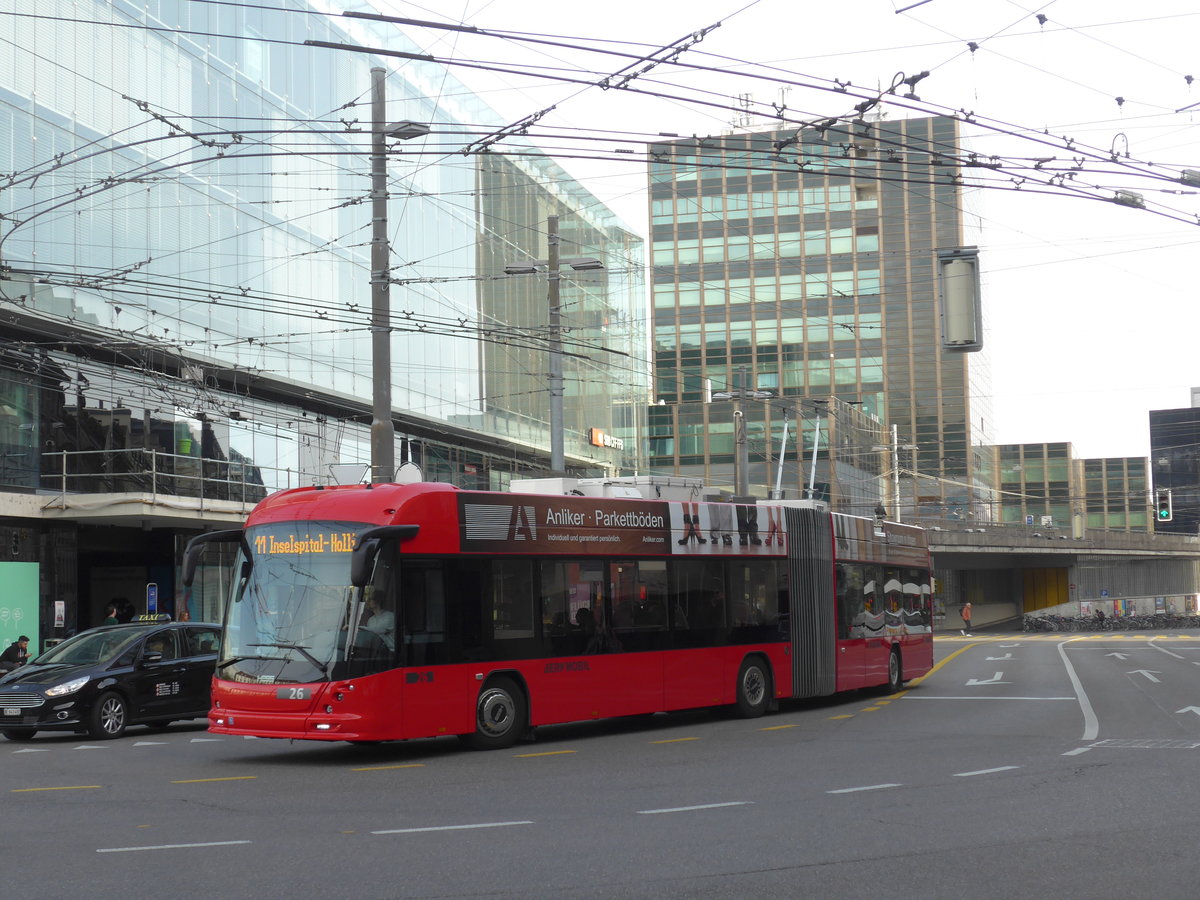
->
[[0, 618, 222, 741]]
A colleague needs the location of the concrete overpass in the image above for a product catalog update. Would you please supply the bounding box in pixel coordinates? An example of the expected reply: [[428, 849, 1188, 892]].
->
[[923, 522, 1200, 628]]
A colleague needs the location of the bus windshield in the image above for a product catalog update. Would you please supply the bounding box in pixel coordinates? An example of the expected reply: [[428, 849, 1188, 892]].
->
[[219, 521, 391, 684]]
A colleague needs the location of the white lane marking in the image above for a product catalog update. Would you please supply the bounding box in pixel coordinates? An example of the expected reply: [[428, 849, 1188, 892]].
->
[[132, 741, 168, 747], [372, 821, 533, 835], [903, 696, 1075, 701], [1150, 640, 1185, 660], [74, 745, 107, 750], [190, 738, 223, 743], [97, 840, 251, 854], [12, 748, 49, 753], [1057, 639, 1099, 741], [827, 784, 901, 794], [1062, 747, 1091, 756], [953, 766, 1020, 777], [636, 802, 753, 815]]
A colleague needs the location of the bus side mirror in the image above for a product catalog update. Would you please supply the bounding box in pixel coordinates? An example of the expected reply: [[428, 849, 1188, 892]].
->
[[350, 539, 379, 588], [349, 525, 420, 588]]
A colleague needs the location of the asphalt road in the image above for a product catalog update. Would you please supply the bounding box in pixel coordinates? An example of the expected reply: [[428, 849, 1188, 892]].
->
[[6, 632, 1200, 899]]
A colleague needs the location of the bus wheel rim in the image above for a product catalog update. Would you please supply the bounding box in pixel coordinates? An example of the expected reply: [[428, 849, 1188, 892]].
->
[[478, 687, 514, 737], [743, 666, 765, 706]]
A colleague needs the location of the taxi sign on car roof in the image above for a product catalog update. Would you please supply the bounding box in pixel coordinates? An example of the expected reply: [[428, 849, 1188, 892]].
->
[[132, 614, 172, 623]]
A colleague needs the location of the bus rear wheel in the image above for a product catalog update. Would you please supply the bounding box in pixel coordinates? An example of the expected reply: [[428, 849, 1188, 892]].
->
[[886, 647, 903, 693], [462, 676, 526, 751], [735, 657, 770, 718]]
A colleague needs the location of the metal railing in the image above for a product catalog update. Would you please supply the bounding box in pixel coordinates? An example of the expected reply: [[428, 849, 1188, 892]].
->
[[36, 448, 311, 505]]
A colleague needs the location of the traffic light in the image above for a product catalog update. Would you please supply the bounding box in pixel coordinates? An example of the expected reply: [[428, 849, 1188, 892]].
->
[[1156, 489, 1173, 523]]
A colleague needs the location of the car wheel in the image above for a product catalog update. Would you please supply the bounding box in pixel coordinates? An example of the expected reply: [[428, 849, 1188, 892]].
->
[[2, 728, 37, 741], [461, 676, 526, 751], [89, 692, 129, 739], [735, 656, 770, 718]]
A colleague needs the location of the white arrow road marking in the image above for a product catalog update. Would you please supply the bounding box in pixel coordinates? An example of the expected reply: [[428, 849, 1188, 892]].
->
[[1128, 670, 1162, 683], [1106, 652, 1130, 660], [1176, 707, 1200, 717], [986, 653, 1014, 660], [966, 672, 1009, 685]]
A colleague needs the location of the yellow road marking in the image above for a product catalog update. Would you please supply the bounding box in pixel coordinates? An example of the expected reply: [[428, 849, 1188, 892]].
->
[[829, 714, 854, 720], [12, 785, 102, 792], [650, 737, 699, 744], [760, 723, 801, 731], [170, 776, 257, 784], [512, 750, 576, 758]]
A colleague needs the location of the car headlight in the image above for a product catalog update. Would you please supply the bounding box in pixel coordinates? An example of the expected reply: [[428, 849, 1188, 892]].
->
[[45, 676, 90, 697]]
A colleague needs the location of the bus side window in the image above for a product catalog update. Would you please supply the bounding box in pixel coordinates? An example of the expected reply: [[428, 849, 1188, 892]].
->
[[400, 564, 446, 666]]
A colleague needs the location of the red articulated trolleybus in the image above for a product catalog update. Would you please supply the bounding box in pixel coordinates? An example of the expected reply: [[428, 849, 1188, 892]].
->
[[184, 480, 932, 750]]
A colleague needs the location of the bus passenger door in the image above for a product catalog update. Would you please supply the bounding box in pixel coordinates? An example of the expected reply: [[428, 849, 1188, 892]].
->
[[396, 561, 473, 739]]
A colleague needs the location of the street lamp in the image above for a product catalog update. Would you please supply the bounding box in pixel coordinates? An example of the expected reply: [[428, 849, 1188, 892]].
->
[[504, 214, 603, 474], [369, 66, 429, 484]]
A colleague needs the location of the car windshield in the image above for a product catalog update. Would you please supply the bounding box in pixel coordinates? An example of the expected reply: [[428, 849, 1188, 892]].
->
[[220, 521, 389, 684], [35, 628, 145, 666]]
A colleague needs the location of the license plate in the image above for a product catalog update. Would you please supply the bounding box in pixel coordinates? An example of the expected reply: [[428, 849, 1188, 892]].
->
[[3, 708, 19, 717]]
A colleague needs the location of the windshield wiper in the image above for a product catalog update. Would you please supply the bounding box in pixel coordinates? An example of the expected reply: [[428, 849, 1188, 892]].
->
[[216, 654, 276, 672], [246, 642, 328, 675]]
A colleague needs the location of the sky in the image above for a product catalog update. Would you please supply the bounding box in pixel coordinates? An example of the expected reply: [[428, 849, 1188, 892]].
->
[[378, 0, 1199, 459]]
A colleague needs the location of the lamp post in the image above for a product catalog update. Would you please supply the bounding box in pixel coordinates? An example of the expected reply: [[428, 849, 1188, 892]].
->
[[368, 66, 430, 484], [710, 365, 773, 497], [504, 214, 602, 475], [873, 423, 918, 522]]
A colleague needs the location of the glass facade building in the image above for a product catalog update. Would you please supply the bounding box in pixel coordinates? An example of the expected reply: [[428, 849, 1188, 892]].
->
[[0, 1, 643, 637], [1149, 406, 1200, 536], [646, 116, 992, 518]]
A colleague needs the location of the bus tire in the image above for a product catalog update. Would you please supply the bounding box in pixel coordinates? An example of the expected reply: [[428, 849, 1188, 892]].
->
[[462, 676, 526, 751], [734, 656, 770, 718], [886, 647, 903, 693]]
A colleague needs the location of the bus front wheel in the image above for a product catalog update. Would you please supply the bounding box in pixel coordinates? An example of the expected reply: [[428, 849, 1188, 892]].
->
[[734, 657, 770, 718], [462, 676, 526, 750]]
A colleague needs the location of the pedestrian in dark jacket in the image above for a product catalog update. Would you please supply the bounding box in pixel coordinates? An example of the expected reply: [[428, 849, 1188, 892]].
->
[[0, 635, 30, 670]]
